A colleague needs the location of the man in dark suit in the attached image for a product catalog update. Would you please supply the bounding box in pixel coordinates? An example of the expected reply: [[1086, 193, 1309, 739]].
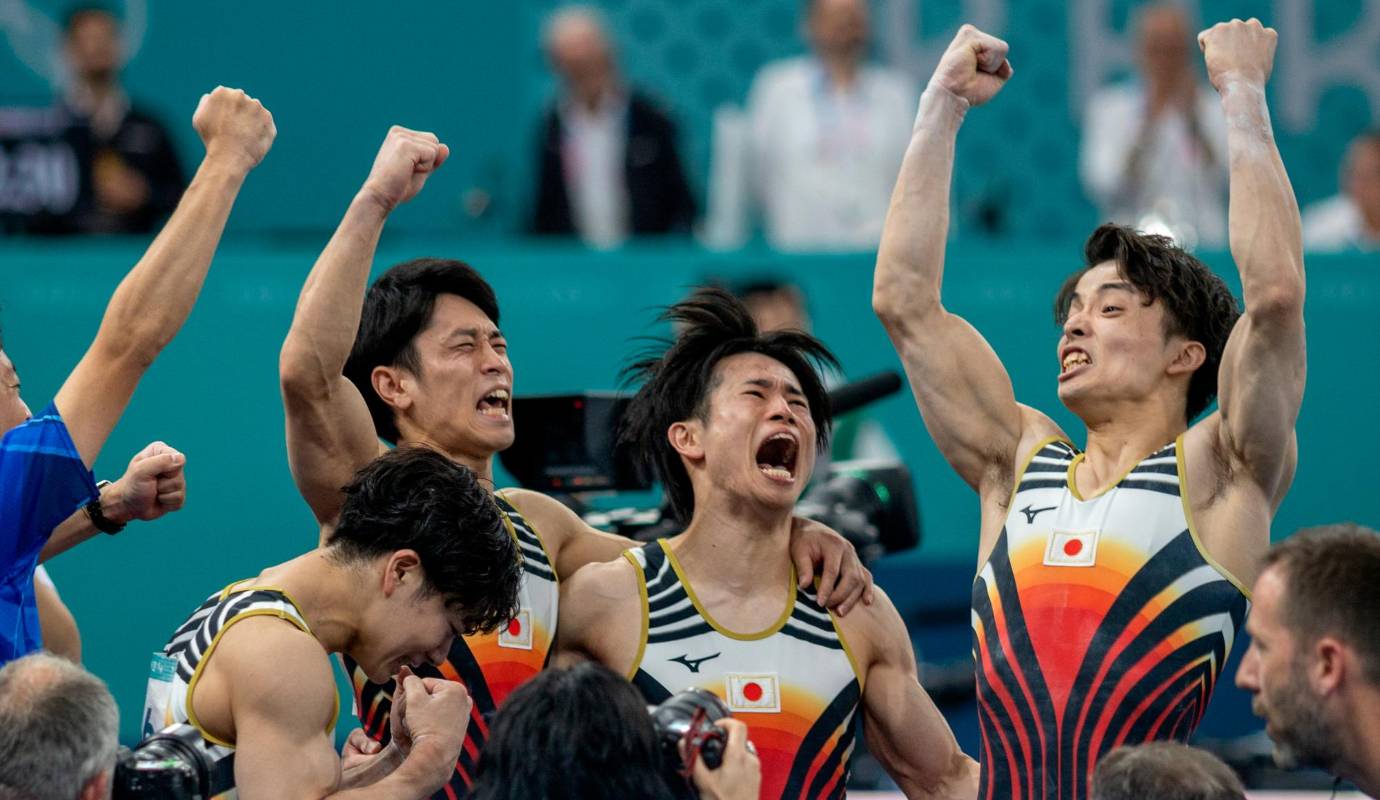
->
[[531, 7, 696, 246]]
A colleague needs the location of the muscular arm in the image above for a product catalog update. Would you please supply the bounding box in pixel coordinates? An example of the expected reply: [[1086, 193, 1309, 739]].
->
[[873, 28, 1056, 494], [848, 589, 978, 800], [224, 622, 450, 798], [280, 127, 448, 528], [1199, 21, 1305, 503], [552, 557, 642, 673], [55, 88, 274, 469]]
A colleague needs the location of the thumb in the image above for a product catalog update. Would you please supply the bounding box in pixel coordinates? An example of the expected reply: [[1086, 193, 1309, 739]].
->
[[136, 451, 185, 477]]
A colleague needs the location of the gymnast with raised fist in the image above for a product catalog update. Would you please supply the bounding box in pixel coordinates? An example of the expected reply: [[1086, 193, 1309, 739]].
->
[[873, 19, 1305, 798]]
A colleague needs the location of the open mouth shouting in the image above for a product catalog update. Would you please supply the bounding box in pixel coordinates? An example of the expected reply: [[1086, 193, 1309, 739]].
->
[[477, 387, 511, 421], [1059, 347, 1091, 381], [755, 431, 799, 484]]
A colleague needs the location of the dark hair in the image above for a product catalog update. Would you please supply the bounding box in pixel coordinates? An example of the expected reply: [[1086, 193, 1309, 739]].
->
[[471, 662, 677, 800], [343, 258, 501, 444], [328, 446, 521, 636], [621, 287, 837, 521], [1264, 523, 1380, 684], [1093, 742, 1245, 800], [62, 4, 119, 34], [1053, 224, 1240, 423]]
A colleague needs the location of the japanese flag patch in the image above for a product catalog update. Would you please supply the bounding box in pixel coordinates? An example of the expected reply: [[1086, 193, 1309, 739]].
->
[[727, 673, 781, 713], [498, 609, 533, 650], [1043, 530, 1099, 567]]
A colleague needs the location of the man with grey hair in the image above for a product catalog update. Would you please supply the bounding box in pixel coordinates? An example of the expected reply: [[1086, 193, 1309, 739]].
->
[[1235, 523, 1380, 796], [530, 5, 695, 246], [1092, 742, 1245, 800], [0, 652, 119, 800]]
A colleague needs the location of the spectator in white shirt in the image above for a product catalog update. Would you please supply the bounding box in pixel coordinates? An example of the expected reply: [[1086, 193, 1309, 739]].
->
[[530, 6, 696, 248], [1080, 4, 1228, 249], [739, 0, 918, 252], [1302, 131, 1380, 253]]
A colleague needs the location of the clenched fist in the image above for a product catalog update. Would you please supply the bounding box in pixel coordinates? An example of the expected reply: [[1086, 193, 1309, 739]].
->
[[192, 86, 276, 173], [1199, 18, 1278, 92], [109, 441, 186, 523], [359, 126, 451, 213], [928, 24, 1013, 107]]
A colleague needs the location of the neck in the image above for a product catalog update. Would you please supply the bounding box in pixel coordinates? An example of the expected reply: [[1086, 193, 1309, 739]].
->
[[396, 433, 496, 486], [1334, 689, 1380, 795], [1077, 398, 1185, 487], [675, 492, 794, 595], [251, 550, 364, 655], [820, 54, 859, 90]]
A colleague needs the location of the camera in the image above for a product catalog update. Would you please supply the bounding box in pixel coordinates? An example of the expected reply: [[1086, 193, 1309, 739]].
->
[[651, 688, 733, 795], [112, 724, 234, 799]]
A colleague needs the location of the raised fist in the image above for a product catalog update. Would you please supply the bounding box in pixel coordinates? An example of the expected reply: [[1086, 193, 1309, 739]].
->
[[192, 87, 276, 173], [1198, 18, 1277, 92], [360, 126, 450, 213], [110, 441, 186, 523], [396, 671, 469, 764], [927, 24, 1013, 107]]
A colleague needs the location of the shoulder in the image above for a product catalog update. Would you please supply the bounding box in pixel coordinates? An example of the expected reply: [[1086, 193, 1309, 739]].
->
[[833, 585, 911, 671], [562, 550, 642, 607], [498, 488, 581, 546], [628, 90, 674, 123], [213, 615, 335, 722], [749, 58, 810, 99], [863, 65, 918, 101]]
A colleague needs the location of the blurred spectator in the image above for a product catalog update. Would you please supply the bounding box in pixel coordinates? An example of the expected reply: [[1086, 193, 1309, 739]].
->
[[1092, 742, 1245, 800], [60, 5, 185, 235], [471, 662, 759, 800], [737, 0, 918, 251], [1302, 131, 1380, 252], [531, 6, 696, 247], [0, 652, 119, 800], [1080, 3, 1228, 249], [1235, 523, 1380, 797], [733, 277, 899, 464]]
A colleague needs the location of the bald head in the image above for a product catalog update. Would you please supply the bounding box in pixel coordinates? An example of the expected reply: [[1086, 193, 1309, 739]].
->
[[0, 653, 119, 800], [543, 6, 618, 108]]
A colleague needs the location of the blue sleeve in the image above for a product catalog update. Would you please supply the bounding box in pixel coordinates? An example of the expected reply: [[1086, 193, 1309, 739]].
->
[[0, 402, 99, 567]]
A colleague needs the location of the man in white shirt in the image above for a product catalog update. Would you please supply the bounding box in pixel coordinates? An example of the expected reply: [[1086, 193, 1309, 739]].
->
[[744, 0, 918, 252], [1080, 3, 1228, 249], [1302, 131, 1380, 252], [531, 6, 696, 247]]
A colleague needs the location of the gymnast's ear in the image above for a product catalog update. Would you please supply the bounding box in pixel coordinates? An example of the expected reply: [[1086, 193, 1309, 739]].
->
[[668, 420, 704, 462]]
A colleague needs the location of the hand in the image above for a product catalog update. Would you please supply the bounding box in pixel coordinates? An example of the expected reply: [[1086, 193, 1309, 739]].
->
[[690, 720, 761, 800], [1199, 18, 1277, 92], [389, 666, 415, 756], [927, 24, 1013, 107], [192, 86, 276, 173], [340, 728, 402, 778], [396, 670, 469, 778], [107, 441, 186, 524], [359, 126, 450, 213], [92, 153, 150, 214], [790, 517, 874, 616]]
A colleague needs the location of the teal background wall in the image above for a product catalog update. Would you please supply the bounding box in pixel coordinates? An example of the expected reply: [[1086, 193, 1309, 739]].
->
[[2, 241, 1376, 745], [3, 0, 1377, 239]]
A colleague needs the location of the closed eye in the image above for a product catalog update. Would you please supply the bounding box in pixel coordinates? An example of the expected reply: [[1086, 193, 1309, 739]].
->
[[745, 390, 764, 399], [1102, 306, 1121, 313], [789, 399, 808, 409]]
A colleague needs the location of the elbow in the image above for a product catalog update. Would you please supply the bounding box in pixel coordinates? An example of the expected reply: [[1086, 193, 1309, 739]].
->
[[278, 342, 335, 401], [873, 286, 940, 334], [1247, 280, 1306, 322]]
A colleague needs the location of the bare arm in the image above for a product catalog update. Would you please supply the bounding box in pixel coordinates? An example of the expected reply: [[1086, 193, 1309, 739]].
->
[[873, 27, 1052, 493], [1197, 20, 1305, 502], [33, 574, 80, 662], [280, 127, 449, 527], [850, 589, 979, 799], [54, 88, 275, 469], [551, 557, 642, 672]]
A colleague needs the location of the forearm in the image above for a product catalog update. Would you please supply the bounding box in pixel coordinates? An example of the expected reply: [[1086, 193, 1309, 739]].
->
[[39, 482, 132, 562], [329, 742, 450, 798], [93, 158, 248, 364], [873, 88, 968, 326], [336, 745, 404, 790], [1221, 81, 1303, 308], [281, 193, 390, 390]]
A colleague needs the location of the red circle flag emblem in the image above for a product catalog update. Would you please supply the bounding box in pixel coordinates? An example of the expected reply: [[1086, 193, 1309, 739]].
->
[[743, 682, 763, 702], [1063, 539, 1084, 557], [507, 618, 522, 636]]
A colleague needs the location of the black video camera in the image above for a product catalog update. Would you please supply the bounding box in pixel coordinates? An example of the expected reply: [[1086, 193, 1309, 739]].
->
[[112, 724, 234, 799]]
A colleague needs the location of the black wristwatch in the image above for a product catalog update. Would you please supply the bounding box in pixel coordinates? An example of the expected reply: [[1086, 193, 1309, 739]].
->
[[84, 479, 125, 536]]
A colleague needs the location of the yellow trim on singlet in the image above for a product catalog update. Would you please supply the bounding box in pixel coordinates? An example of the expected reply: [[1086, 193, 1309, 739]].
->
[[661, 540, 797, 641], [976, 435, 1071, 576], [185, 584, 339, 749], [495, 489, 561, 586], [826, 603, 866, 692], [1175, 434, 1252, 599], [622, 550, 651, 680], [1066, 439, 1175, 502]]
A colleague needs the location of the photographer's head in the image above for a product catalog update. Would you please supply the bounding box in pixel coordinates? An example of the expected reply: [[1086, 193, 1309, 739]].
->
[[622, 288, 836, 522], [325, 446, 522, 684], [0, 653, 119, 800], [471, 662, 678, 800], [1092, 742, 1244, 800]]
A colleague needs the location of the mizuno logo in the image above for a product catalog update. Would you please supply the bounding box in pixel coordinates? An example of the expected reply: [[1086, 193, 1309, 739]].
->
[[669, 653, 721, 673], [1020, 504, 1057, 524]]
